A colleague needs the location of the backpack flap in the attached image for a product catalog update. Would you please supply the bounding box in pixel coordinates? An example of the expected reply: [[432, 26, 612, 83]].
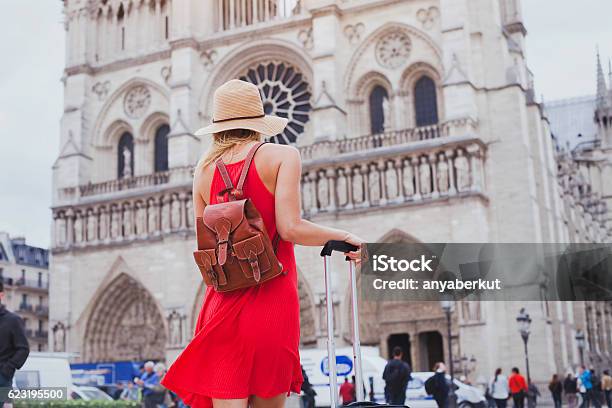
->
[[232, 234, 271, 282], [202, 200, 246, 265]]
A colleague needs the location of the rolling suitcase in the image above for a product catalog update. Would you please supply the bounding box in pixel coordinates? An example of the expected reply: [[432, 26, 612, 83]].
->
[[320, 241, 408, 408]]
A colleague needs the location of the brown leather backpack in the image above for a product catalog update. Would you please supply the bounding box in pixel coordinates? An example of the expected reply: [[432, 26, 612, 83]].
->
[[193, 142, 284, 292]]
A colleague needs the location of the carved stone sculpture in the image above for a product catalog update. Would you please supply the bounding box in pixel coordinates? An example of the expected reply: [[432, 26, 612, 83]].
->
[[455, 150, 470, 192], [419, 157, 431, 195]]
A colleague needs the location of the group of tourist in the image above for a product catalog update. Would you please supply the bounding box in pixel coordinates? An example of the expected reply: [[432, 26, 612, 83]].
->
[[487, 366, 612, 408]]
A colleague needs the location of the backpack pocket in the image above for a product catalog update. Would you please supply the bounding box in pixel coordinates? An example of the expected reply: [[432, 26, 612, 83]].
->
[[232, 234, 272, 282], [193, 249, 227, 289]]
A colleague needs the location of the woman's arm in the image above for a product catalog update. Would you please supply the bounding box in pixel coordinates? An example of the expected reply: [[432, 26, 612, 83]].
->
[[274, 146, 363, 259]]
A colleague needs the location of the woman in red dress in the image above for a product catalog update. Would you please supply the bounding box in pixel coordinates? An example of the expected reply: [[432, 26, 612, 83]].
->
[[161, 79, 362, 408]]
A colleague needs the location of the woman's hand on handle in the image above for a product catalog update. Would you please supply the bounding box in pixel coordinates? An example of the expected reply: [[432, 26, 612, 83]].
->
[[342, 232, 365, 264]]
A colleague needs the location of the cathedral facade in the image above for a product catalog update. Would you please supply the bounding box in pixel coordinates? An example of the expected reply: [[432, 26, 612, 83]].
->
[[51, 0, 612, 387]]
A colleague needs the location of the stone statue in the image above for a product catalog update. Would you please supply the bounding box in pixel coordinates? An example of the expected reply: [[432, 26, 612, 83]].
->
[[369, 164, 381, 202], [148, 201, 158, 234], [53, 323, 66, 352], [136, 202, 147, 236], [86, 211, 97, 242], [317, 174, 329, 209], [353, 170, 363, 204], [171, 196, 181, 230], [123, 205, 133, 237], [122, 146, 132, 178], [98, 208, 107, 240], [161, 198, 170, 232], [455, 150, 470, 192], [56, 216, 66, 246], [301, 178, 312, 212], [185, 198, 194, 228], [169, 313, 182, 346], [382, 96, 392, 131], [110, 207, 120, 239], [385, 163, 398, 199], [336, 170, 348, 207], [74, 214, 83, 243], [437, 156, 449, 194], [402, 159, 414, 197], [419, 157, 431, 195]]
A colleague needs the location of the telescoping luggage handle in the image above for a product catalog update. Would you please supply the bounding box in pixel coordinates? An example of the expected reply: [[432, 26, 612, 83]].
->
[[320, 240, 363, 407]]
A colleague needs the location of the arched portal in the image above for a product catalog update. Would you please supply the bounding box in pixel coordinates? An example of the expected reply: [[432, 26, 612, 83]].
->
[[83, 273, 166, 362]]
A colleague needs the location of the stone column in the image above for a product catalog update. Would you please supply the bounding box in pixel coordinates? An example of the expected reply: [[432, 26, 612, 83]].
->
[[446, 148, 457, 196]]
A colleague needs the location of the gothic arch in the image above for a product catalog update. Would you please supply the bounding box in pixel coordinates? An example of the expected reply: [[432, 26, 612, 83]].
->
[[344, 22, 443, 95], [352, 71, 393, 136], [199, 38, 313, 123], [92, 77, 170, 148], [83, 269, 167, 362], [400, 62, 444, 127]]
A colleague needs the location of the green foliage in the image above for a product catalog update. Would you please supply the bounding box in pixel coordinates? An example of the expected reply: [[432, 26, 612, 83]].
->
[[13, 401, 140, 408]]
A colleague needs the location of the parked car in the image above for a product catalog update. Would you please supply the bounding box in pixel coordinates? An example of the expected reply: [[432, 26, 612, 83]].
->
[[70, 385, 114, 401]]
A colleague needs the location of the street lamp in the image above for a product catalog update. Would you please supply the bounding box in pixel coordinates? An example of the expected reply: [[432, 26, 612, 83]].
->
[[441, 296, 457, 408], [575, 329, 586, 367], [516, 308, 532, 383]]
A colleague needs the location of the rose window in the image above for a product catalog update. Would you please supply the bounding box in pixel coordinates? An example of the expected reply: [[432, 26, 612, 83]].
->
[[239, 62, 312, 144]]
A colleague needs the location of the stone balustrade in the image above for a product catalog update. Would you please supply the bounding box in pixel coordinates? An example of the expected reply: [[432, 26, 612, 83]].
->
[[298, 118, 478, 161], [52, 187, 194, 252], [215, 0, 303, 32], [300, 135, 487, 216]]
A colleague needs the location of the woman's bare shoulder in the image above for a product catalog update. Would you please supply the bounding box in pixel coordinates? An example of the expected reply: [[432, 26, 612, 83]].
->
[[259, 142, 301, 164]]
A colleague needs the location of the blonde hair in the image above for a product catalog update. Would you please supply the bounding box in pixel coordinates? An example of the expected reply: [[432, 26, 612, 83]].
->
[[198, 129, 262, 169]]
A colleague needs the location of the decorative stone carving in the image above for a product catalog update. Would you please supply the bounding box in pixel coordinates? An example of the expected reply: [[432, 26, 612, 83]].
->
[[123, 85, 151, 119], [56, 215, 66, 246], [74, 213, 83, 243], [171, 195, 181, 230], [122, 204, 133, 237], [382, 96, 392, 131], [160, 66, 172, 84], [122, 145, 133, 178], [317, 172, 329, 209], [337, 168, 348, 207], [185, 198, 194, 229], [369, 163, 381, 203], [92, 80, 110, 100], [86, 210, 97, 242], [416, 7, 440, 30], [297, 27, 313, 50], [99, 207, 108, 240], [455, 150, 470, 192], [375, 31, 412, 69], [344, 23, 365, 45], [402, 159, 415, 197], [167, 310, 184, 347], [148, 199, 159, 235], [52, 322, 66, 352], [110, 206, 120, 239], [302, 175, 312, 212], [419, 157, 431, 195], [135, 202, 147, 236], [385, 162, 399, 199], [437, 153, 450, 194], [353, 168, 364, 204], [201, 49, 217, 71], [161, 197, 171, 232]]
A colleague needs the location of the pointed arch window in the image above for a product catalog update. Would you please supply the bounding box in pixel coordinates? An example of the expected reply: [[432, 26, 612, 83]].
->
[[414, 76, 439, 127], [154, 124, 170, 172], [369, 85, 389, 135], [117, 132, 134, 179]]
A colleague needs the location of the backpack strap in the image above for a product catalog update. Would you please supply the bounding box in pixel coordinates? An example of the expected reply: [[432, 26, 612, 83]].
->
[[236, 142, 266, 193]]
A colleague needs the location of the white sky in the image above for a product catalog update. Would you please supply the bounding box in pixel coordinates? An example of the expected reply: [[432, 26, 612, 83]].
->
[[0, 1, 611, 248]]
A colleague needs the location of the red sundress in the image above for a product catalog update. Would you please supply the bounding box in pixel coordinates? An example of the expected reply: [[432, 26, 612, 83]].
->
[[161, 157, 303, 408]]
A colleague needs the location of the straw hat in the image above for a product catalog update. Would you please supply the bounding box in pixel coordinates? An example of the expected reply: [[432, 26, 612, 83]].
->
[[194, 79, 288, 136]]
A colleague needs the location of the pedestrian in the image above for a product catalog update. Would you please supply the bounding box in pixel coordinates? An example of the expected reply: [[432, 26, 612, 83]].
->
[[490, 368, 510, 408], [602, 370, 612, 408], [579, 366, 593, 408], [591, 368, 603, 408], [509, 367, 528, 408], [382, 346, 411, 405], [565, 372, 579, 408], [300, 366, 317, 408], [134, 361, 164, 408], [526, 380, 540, 408], [112, 382, 124, 400], [425, 362, 450, 408], [0, 281, 30, 408], [549, 374, 563, 408], [120, 381, 139, 401], [339, 377, 356, 405], [160, 78, 363, 408]]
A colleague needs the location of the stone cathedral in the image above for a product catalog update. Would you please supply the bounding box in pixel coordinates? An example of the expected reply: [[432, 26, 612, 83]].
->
[[51, 0, 612, 387]]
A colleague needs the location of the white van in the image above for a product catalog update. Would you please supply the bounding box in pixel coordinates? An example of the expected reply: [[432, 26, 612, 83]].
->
[[13, 352, 73, 390], [300, 347, 387, 407]]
